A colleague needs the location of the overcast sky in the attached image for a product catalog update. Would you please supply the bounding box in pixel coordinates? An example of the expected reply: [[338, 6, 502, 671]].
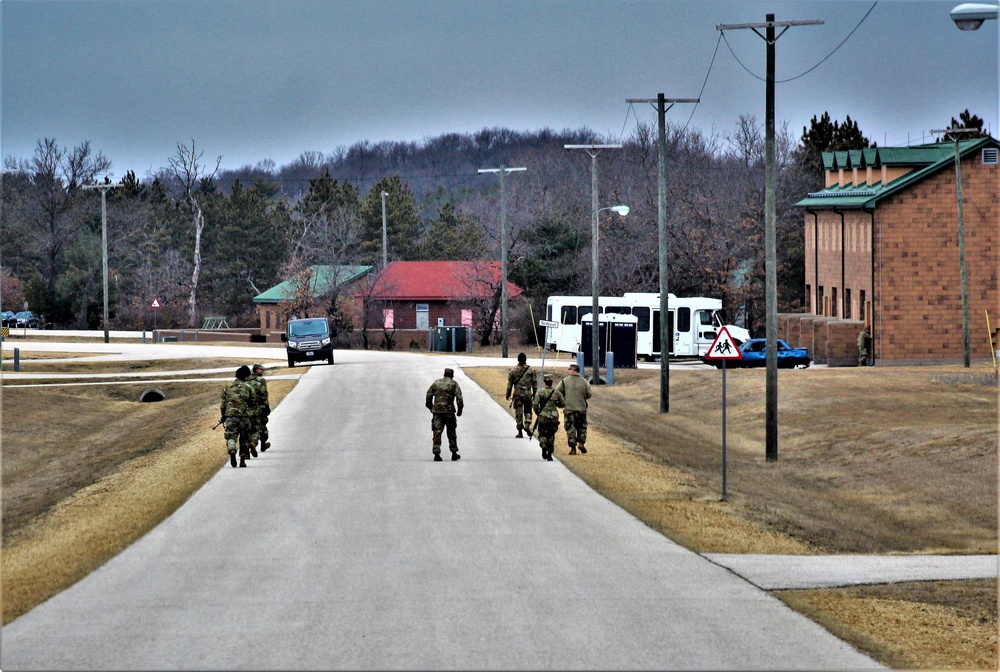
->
[[2, 0, 996, 178]]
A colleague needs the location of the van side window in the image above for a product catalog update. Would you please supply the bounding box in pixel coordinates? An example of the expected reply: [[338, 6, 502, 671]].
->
[[633, 306, 650, 331], [677, 307, 691, 333], [561, 305, 577, 326]]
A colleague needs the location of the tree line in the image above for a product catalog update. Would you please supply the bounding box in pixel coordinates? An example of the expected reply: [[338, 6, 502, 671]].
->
[[1, 110, 985, 342]]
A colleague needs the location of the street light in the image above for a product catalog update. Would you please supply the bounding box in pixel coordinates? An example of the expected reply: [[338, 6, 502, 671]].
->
[[951, 2, 997, 29], [565, 143, 623, 384], [82, 180, 120, 343]]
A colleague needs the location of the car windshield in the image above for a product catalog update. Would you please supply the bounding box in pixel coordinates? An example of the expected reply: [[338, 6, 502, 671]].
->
[[15, 312, 30, 318], [289, 319, 329, 338]]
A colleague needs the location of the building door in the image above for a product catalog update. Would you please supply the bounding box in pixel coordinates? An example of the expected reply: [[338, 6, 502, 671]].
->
[[416, 303, 429, 330]]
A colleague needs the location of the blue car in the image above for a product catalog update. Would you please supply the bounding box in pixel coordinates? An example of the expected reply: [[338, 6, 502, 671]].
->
[[704, 338, 811, 369]]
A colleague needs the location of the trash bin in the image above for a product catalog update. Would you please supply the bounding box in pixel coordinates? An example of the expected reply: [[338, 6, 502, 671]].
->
[[432, 326, 469, 352]]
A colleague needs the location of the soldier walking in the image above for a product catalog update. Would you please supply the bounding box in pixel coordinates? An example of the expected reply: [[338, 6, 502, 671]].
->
[[247, 363, 271, 454], [532, 373, 564, 461], [220, 365, 256, 468], [857, 327, 872, 366], [505, 352, 537, 438], [425, 367, 464, 461], [556, 363, 592, 455]]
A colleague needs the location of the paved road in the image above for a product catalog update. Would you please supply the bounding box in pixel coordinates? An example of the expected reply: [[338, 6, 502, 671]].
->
[[1, 348, 881, 670]]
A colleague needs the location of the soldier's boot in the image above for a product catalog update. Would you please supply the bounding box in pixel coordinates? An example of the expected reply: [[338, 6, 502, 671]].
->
[[451, 451, 461, 461], [261, 441, 271, 452], [250, 443, 258, 458], [525, 427, 533, 438], [229, 450, 238, 468], [578, 443, 587, 454], [239, 456, 247, 468], [568, 444, 577, 455], [433, 450, 443, 462], [516, 428, 524, 438]]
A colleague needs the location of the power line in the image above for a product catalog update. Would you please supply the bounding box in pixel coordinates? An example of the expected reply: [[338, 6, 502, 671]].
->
[[720, 2, 878, 83]]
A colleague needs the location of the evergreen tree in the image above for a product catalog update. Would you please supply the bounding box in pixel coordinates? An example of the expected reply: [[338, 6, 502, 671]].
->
[[359, 176, 421, 264], [418, 202, 483, 260], [941, 109, 987, 141]]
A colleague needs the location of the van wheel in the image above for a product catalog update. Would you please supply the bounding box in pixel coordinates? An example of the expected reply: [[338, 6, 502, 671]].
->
[[287, 358, 295, 368], [327, 353, 334, 365]]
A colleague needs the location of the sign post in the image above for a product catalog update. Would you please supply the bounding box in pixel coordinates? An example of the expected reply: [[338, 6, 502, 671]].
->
[[538, 319, 559, 379], [704, 326, 744, 501], [151, 298, 161, 334]]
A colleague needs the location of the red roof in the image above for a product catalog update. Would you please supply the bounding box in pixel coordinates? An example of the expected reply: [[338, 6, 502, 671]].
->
[[363, 261, 523, 301]]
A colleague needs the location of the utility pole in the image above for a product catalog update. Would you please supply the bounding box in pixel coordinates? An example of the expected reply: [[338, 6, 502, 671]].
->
[[625, 94, 699, 413], [717, 14, 823, 462], [931, 126, 977, 367], [380, 191, 389, 268], [82, 181, 121, 344], [478, 166, 527, 359], [565, 144, 623, 385]]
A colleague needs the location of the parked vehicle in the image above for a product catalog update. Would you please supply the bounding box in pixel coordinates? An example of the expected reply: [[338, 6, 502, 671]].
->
[[14, 311, 40, 328], [545, 292, 750, 360], [703, 338, 811, 369], [1, 311, 16, 327], [281, 317, 334, 367]]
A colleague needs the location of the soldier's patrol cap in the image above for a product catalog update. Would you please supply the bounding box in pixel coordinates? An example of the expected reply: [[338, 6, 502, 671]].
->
[[444, 367, 455, 377], [252, 362, 264, 371]]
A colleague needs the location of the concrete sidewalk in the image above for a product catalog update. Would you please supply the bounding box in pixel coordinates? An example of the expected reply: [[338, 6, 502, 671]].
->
[[705, 553, 998, 590]]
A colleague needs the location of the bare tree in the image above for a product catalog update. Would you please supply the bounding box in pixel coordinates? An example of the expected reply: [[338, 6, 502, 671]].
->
[[167, 139, 221, 327]]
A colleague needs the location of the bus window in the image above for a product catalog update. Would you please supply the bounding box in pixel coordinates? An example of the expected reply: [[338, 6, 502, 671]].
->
[[560, 305, 577, 326], [605, 305, 630, 315], [579, 305, 592, 320], [698, 310, 713, 326], [633, 306, 650, 331], [677, 307, 691, 333]]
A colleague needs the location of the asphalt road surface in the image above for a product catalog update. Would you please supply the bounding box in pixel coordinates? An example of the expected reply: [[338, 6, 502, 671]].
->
[[1, 348, 880, 670]]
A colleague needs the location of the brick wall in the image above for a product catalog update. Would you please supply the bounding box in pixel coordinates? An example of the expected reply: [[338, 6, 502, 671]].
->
[[825, 319, 866, 367]]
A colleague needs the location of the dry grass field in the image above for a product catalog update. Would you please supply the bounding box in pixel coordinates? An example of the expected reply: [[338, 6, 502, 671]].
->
[[2, 348, 997, 669]]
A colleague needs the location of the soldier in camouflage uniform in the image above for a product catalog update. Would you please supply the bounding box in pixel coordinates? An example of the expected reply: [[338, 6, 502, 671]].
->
[[556, 363, 592, 455], [505, 352, 538, 438], [425, 367, 464, 461], [247, 363, 271, 454], [532, 373, 564, 461], [220, 365, 255, 468]]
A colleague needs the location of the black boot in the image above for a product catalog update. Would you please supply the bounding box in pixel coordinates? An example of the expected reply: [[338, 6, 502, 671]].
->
[[451, 452, 461, 461], [516, 428, 524, 438], [229, 452, 237, 468], [434, 454, 443, 462], [239, 456, 247, 467]]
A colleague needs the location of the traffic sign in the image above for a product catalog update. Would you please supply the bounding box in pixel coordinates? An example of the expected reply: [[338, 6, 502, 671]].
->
[[539, 319, 559, 329], [151, 299, 161, 309], [704, 326, 743, 360]]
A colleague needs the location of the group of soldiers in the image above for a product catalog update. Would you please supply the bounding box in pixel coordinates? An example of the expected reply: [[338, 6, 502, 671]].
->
[[425, 352, 592, 463], [219, 363, 271, 468]]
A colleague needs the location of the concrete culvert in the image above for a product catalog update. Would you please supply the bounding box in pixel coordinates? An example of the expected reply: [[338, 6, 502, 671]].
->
[[139, 389, 166, 402]]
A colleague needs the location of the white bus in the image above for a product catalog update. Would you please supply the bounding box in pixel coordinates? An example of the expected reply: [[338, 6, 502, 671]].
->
[[544, 292, 750, 359]]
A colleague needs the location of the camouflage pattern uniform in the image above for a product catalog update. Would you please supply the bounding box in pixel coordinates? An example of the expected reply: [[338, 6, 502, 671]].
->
[[425, 368, 464, 461], [220, 366, 256, 467], [857, 328, 871, 366], [532, 374, 564, 461], [505, 353, 537, 438], [247, 363, 271, 452], [556, 364, 592, 455]]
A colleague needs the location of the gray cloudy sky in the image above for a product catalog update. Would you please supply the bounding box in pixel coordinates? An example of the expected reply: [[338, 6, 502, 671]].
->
[[2, 0, 996, 177]]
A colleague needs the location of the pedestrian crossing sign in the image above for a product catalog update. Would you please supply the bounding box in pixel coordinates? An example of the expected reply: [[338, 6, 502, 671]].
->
[[151, 299, 161, 309], [705, 326, 743, 360]]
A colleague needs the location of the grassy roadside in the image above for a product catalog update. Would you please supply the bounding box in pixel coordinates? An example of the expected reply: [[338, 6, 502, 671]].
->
[[466, 364, 997, 670], [2, 349, 996, 668]]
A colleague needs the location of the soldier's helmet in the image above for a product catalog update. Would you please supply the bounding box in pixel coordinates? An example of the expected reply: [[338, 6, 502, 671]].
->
[[444, 368, 455, 378], [543, 374, 553, 385], [517, 352, 527, 363], [236, 365, 251, 380], [252, 362, 264, 372]]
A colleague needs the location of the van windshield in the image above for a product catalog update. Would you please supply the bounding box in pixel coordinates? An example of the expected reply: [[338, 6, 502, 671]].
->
[[289, 319, 329, 338]]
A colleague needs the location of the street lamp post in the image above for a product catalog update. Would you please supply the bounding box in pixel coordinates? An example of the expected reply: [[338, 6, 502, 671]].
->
[[82, 181, 120, 343], [478, 166, 527, 360], [565, 144, 623, 385]]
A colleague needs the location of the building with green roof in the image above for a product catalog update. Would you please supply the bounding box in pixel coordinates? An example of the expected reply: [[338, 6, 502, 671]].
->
[[791, 137, 998, 364], [253, 264, 372, 332]]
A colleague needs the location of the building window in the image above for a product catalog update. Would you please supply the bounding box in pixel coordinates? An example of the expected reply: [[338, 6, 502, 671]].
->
[[461, 309, 472, 327], [265, 310, 271, 329], [806, 284, 812, 313], [383, 309, 394, 329], [817, 286, 825, 316], [844, 288, 852, 320], [860, 290, 867, 324], [831, 287, 838, 317]]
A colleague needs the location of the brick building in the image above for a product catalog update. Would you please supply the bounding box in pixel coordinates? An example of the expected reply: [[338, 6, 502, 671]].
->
[[793, 137, 998, 365], [252, 264, 372, 334], [354, 260, 523, 347]]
